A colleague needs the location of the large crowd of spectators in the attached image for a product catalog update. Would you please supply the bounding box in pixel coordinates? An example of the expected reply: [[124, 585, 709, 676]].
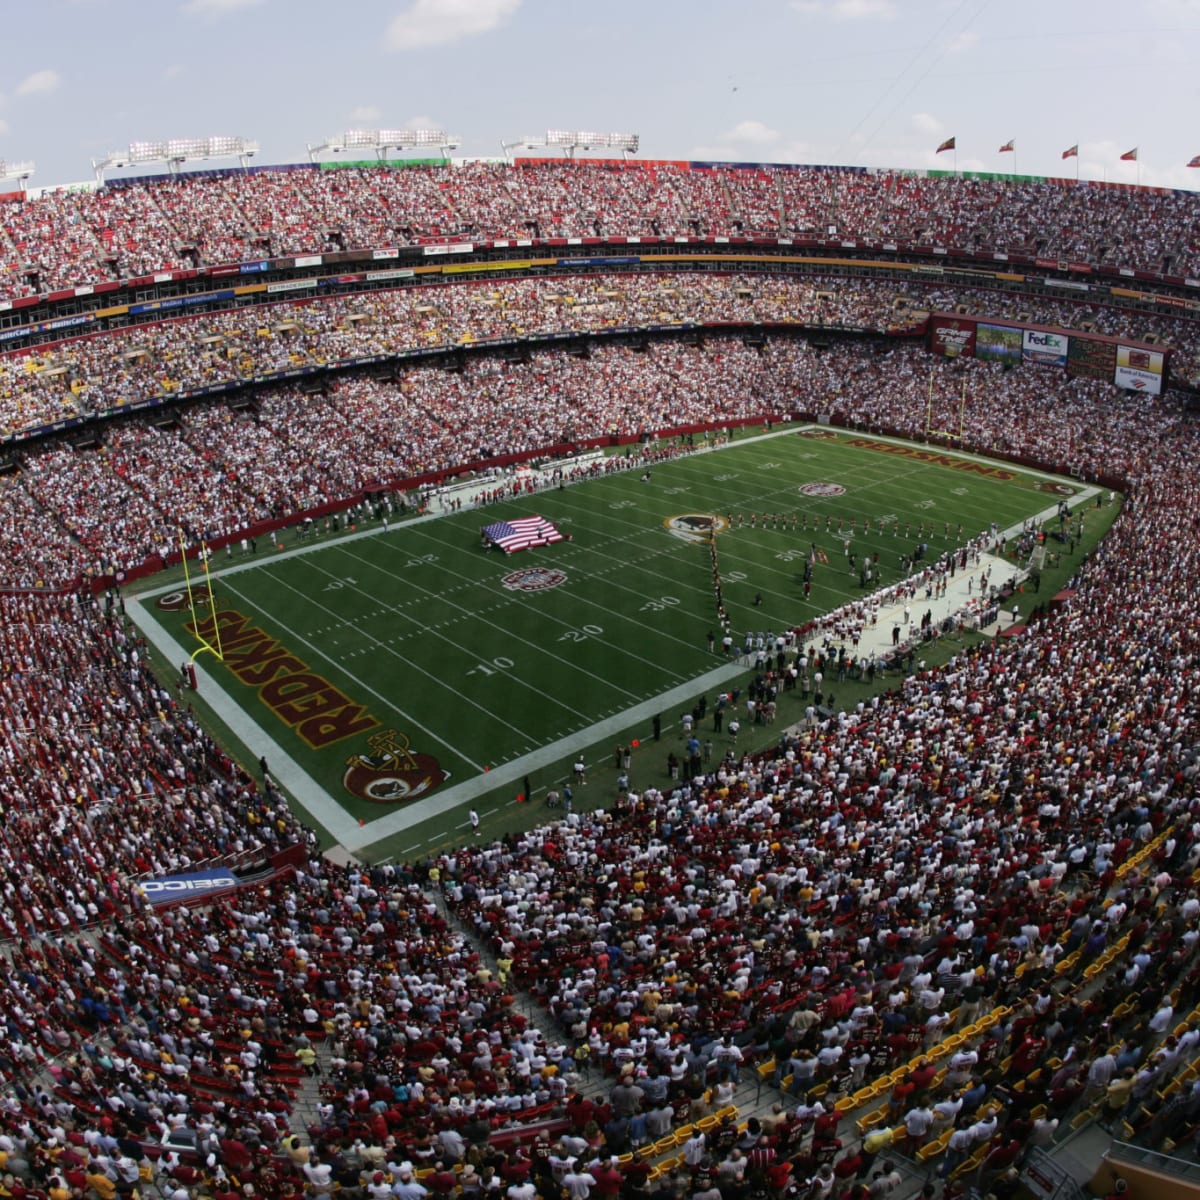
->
[[0, 325, 1188, 591], [3, 160, 1200, 298], [0, 329, 1196, 1199], [0, 272, 924, 441], [2, 336, 817, 585], [2, 266, 1200, 445], [2, 177, 1200, 1198]]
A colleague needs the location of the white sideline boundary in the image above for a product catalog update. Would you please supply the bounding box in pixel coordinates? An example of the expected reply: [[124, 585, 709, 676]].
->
[[128, 425, 1101, 858]]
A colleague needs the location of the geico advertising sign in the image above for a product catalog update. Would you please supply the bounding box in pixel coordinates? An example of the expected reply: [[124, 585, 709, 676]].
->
[[1022, 329, 1069, 366], [140, 869, 240, 905]]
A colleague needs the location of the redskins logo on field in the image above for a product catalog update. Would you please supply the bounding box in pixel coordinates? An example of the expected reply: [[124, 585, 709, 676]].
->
[[664, 514, 731, 544], [502, 567, 568, 592], [343, 729, 451, 805], [1039, 481, 1076, 496], [797, 428, 839, 439], [800, 482, 847, 497]]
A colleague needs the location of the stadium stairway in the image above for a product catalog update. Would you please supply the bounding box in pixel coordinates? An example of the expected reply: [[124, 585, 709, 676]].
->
[[417, 885, 939, 1194]]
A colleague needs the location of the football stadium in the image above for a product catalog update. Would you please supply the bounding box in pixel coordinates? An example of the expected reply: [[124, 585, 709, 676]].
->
[[2, 13, 1200, 1200]]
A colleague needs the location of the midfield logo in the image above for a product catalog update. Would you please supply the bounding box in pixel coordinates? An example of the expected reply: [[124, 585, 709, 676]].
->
[[502, 567, 568, 592]]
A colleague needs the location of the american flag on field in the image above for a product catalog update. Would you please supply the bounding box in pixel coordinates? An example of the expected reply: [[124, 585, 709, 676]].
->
[[481, 515, 565, 554]]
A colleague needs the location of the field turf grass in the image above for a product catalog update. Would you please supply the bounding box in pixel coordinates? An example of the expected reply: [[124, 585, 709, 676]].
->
[[135, 428, 1098, 858]]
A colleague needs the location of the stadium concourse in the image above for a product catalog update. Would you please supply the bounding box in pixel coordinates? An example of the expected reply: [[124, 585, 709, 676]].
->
[[0, 161, 1198, 1200]]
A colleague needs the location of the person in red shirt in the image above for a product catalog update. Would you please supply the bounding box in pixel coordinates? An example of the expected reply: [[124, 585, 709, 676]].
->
[[1012, 1030, 1048, 1078], [887, 1077, 915, 1121], [427, 1165, 458, 1197], [620, 1157, 652, 1192], [502, 1149, 533, 1183], [567, 1094, 595, 1131], [765, 1159, 793, 1199], [746, 1136, 777, 1180], [833, 1146, 862, 1181], [909, 1058, 937, 1093], [590, 1158, 623, 1199], [220, 1136, 254, 1177], [813, 1108, 841, 1142]]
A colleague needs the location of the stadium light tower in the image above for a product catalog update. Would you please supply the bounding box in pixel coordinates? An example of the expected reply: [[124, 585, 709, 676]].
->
[[92, 136, 259, 182], [0, 160, 36, 189], [501, 134, 550, 160], [544, 130, 640, 160], [306, 129, 460, 163]]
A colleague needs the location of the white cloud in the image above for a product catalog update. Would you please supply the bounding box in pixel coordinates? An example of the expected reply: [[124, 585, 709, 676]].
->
[[183, 0, 264, 15], [1075, 140, 1154, 185], [16, 69, 61, 98], [791, 0, 896, 19], [1149, 0, 1200, 15], [932, 155, 983, 172], [162, 64, 186, 81], [0, 118, 9, 137], [350, 105, 382, 123], [911, 112, 943, 135], [400, 114, 444, 133], [386, 0, 520, 51], [690, 135, 812, 164], [945, 30, 979, 54], [723, 120, 781, 146]]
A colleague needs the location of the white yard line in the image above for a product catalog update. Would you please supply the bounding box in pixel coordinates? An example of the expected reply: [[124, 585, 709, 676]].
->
[[127, 426, 1099, 859]]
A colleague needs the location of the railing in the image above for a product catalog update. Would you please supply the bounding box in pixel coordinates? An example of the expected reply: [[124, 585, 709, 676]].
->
[[1021, 1148, 1091, 1199], [1106, 1140, 1200, 1185]]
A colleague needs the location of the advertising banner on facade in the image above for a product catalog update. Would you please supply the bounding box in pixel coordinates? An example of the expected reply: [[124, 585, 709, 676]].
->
[[1022, 328, 1069, 366], [139, 868, 240, 906], [930, 315, 977, 358], [1114, 344, 1164, 395]]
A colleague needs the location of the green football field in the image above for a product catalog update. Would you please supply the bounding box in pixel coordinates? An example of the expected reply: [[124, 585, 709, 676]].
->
[[132, 427, 1089, 858]]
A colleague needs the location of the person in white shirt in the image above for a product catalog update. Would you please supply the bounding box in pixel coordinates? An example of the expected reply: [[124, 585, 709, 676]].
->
[[303, 1161, 334, 1196], [562, 1168, 596, 1200], [969, 1111, 999, 1145]]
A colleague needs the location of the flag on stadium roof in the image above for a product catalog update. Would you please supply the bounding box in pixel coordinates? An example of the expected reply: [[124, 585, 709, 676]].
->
[[1062, 144, 1078, 159], [1188, 155, 1200, 168], [1120, 147, 1139, 162], [998, 140, 1014, 153], [936, 137, 956, 154], [481, 515, 565, 554]]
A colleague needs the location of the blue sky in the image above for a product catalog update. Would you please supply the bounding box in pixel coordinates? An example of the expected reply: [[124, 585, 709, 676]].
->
[[3, 0, 1200, 190]]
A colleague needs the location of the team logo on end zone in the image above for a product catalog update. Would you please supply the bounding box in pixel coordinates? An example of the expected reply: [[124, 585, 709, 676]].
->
[[800, 482, 846, 497], [157, 590, 211, 611], [343, 729, 451, 804], [1039, 481, 1076, 496], [664, 514, 731, 544], [797, 428, 839, 439], [501, 567, 568, 592]]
